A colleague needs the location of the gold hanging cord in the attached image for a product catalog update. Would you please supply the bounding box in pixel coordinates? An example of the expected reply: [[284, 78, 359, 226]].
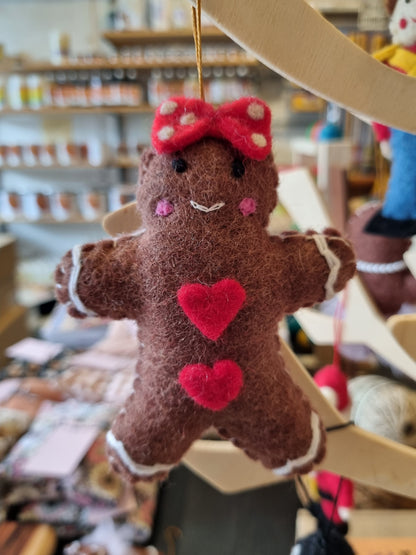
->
[[192, 0, 205, 100]]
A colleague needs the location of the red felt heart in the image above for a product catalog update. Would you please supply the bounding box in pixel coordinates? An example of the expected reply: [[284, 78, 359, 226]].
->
[[179, 360, 243, 411], [177, 279, 246, 340]]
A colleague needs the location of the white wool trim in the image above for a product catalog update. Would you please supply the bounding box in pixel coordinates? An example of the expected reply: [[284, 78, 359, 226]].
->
[[356, 259, 407, 274], [106, 430, 174, 477], [273, 412, 321, 476], [310, 234, 342, 299], [68, 245, 97, 317], [190, 200, 225, 213]]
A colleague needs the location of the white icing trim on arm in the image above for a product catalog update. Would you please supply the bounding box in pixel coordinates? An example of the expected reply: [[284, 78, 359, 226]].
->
[[68, 244, 97, 317], [309, 234, 342, 299], [106, 430, 175, 477], [273, 411, 321, 476]]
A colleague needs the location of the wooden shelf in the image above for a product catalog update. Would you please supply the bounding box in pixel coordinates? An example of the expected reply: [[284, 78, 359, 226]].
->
[[308, 0, 360, 13], [1, 160, 140, 170], [0, 105, 154, 116], [1, 216, 103, 225], [4, 56, 258, 74], [102, 27, 233, 48]]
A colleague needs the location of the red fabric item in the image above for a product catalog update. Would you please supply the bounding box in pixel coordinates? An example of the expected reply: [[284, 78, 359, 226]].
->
[[151, 97, 272, 161], [178, 360, 244, 411], [177, 279, 246, 341], [317, 470, 354, 524], [314, 363, 349, 412], [372, 121, 391, 142]]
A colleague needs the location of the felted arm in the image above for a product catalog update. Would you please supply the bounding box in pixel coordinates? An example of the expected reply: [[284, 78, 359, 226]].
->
[[55, 235, 143, 320], [273, 228, 356, 314]]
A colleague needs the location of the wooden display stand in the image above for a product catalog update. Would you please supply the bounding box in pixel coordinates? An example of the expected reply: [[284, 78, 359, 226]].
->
[[0, 235, 28, 365]]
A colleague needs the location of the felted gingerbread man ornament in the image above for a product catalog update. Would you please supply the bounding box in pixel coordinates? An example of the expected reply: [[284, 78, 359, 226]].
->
[[367, 0, 416, 237], [55, 97, 356, 482]]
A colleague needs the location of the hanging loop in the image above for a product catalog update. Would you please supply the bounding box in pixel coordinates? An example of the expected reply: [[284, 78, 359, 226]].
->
[[192, 0, 205, 100]]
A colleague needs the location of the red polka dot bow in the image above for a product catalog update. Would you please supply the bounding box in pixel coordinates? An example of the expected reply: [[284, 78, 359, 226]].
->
[[151, 96, 272, 161]]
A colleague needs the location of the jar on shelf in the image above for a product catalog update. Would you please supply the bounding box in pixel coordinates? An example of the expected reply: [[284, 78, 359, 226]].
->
[[0, 76, 6, 110], [49, 30, 70, 65], [101, 69, 114, 106], [50, 191, 78, 221], [6, 75, 28, 109], [56, 143, 80, 166], [87, 140, 108, 167], [0, 190, 22, 221], [21, 191, 51, 221], [27, 74, 44, 109], [0, 145, 6, 166], [125, 69, 143, 106], [39, 144, 57, 166], [77, 70, 90, 107], [170, 0, 192, 28], [108, 184, 136, 212], [21, 145, 41, 166], [6, 146, 22, 167], [78, 189, 107, 221], [148, 0, 170, 30], [90, 71, 103, 106]]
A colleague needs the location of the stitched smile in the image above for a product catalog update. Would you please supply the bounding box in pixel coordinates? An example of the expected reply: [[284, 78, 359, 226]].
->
[[190, 200, 225, 212]]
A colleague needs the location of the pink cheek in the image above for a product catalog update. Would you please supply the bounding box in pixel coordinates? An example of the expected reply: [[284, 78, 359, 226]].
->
[[155, 199, 174, 216], [239, 197, 257, 216], [400, 18, 408, 29]]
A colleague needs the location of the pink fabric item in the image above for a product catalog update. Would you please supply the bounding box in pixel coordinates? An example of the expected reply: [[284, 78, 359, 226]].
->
[[372, 121, 391, 142], [151, 97, 272, 161], [178, 360, 244, 411], [177, 279, 246, 341], [314, 363, 350, 412], [317, 470, 354, 524]]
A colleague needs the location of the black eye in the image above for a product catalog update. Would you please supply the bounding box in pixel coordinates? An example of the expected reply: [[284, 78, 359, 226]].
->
[[172, 158, 187, 173], [403, 421, 415, 436], [232, 159, 245, 178]]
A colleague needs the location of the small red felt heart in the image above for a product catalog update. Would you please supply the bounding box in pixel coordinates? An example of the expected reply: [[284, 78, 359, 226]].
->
[[177, 279, 246, 340], [179, 360, 243, 411]]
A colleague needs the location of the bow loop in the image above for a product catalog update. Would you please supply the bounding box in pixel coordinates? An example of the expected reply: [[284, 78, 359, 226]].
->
[[151, 96, 272, 160]]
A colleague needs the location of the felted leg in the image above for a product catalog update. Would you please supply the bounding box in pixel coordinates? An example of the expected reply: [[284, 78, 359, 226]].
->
[[213, 353, 326, 476], [107, 380, 211, 483]]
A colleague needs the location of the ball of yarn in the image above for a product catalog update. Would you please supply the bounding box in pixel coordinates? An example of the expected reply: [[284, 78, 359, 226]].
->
[[348, 375, 416, 447]]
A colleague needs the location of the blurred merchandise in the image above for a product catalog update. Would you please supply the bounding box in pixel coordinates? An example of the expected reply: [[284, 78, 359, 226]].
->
[[148, 0, 170, 30], [0, 190, 22, 221], [108, 184, 136, 212], [39, 144, 57, 166], [78, 190, 107, 221], [21, 145, 41, 167], [6, 74, 28, 109], [5, 145, 22, 167], [21, 192, 51, 221], [50, 192, 79, 222], [49, 30, 71, 65], [148, 66, 256, 107]]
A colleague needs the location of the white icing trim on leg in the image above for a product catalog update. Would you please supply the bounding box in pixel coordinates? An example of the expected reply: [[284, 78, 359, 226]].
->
[[106, 430, 175, 477], [273, 412, 321, 476], [68, 245, 97, 317], [309, 234, 341, 299]]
